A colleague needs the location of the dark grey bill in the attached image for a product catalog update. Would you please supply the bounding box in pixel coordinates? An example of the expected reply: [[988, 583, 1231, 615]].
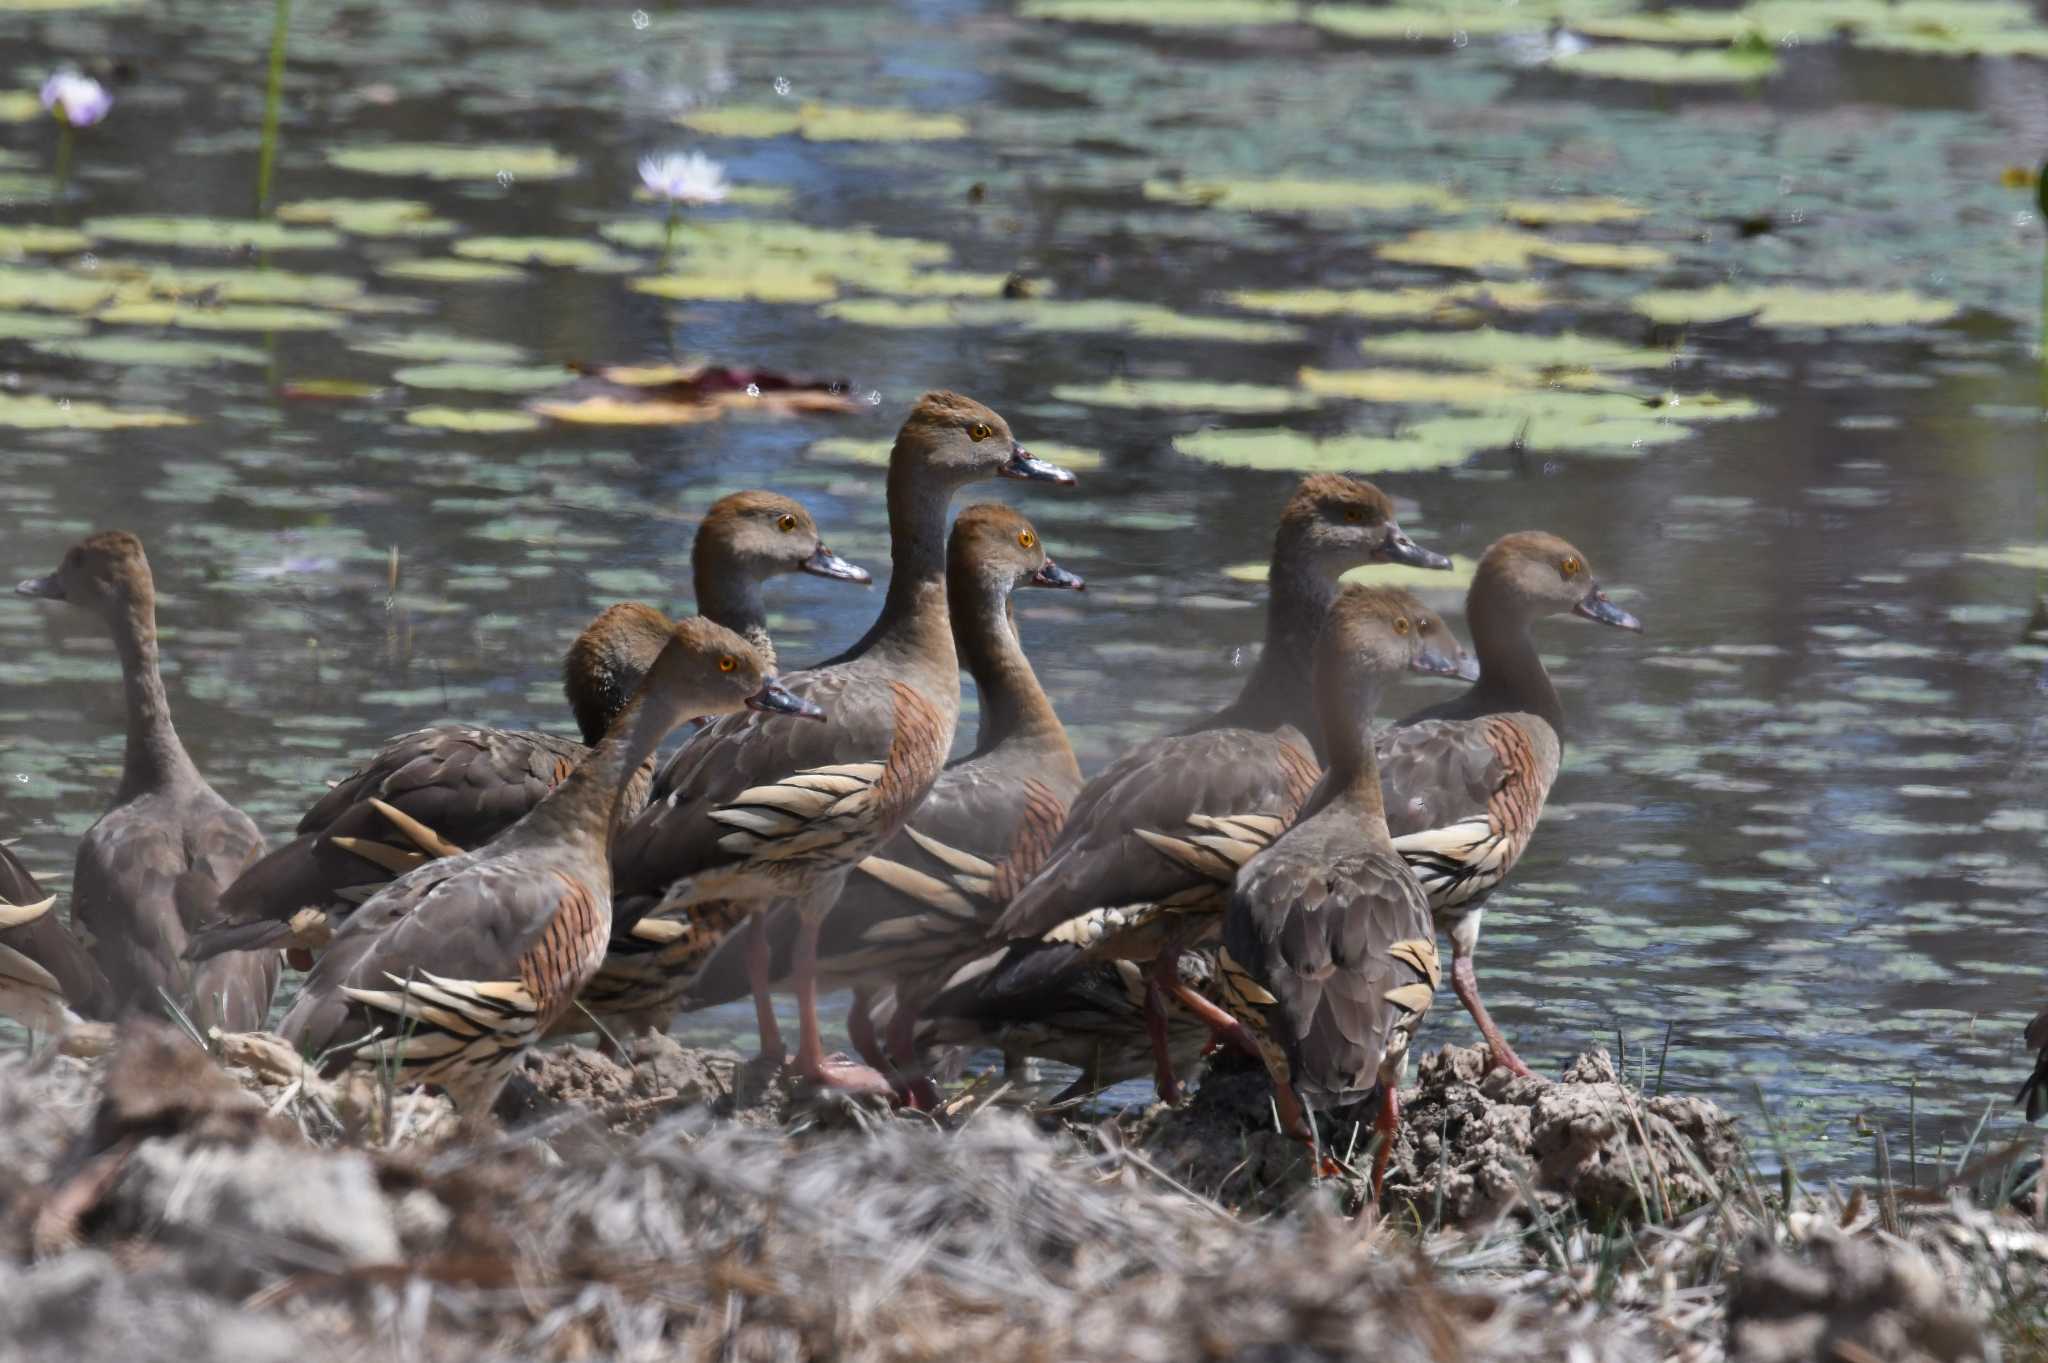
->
[[1377, 523, 1453, 571], [1410, 644, 1467, 678], [1573, 586, 1643, 632], [1000, 444, 1078, 486], [1028, 559, 1085, 591], [15, 574, 62, 601], [747, 679, 827, 721], [799, 544, 871, 584]]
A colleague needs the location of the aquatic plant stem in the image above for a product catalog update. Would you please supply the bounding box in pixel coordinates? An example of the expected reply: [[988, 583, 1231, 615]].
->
[[254, 0, 292, 213], [51, 125, 73, 196], [662, 203, 680, 268]]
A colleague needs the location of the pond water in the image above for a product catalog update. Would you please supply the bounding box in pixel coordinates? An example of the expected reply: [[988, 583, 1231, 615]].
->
[[1, 0, 2044, 1177]]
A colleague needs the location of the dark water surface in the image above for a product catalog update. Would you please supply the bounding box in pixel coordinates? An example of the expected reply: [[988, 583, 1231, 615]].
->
[[1, 0, 2045, 1174]]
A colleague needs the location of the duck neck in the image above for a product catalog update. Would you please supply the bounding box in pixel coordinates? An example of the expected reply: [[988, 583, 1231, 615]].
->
[[1298, 673, 1389, 826], [1463, 590, 1564, 737], [844, 462, 958, 681], [1211, 535, 1333, 749], [955, 584, 1064, 756], [110, 591, 195, 799], [523, 690, 679, 860], [693, 561, 777, 672]]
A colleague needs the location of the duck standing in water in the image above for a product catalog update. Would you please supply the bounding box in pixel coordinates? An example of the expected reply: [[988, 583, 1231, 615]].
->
[[16, 531, 276, 1032], [279, 621, 818, 1116]]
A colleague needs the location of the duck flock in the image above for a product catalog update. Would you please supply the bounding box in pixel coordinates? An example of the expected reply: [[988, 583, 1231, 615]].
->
[[3, 383, 1769, 1189]]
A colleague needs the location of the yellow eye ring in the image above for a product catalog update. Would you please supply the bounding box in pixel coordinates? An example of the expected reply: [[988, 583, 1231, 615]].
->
[[968, 421, 993, 442], [718, 655, 737, 673], [1560, 556, 1582, 579], [1393, 616, 1411, 635], [777, 513, 797, 533], [1018, 529, 1036, 549]]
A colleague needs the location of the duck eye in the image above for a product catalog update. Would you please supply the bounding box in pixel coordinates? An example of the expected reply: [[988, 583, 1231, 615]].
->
[[1393, 616, 1411, 635], [1560, 556, 1582, 579], [718, 655, 737, 673], [968, 421, 993, 442], [777, 513, 797, 533], [1343, 506, 1364, 524], [1018, 529, 1036, 549]]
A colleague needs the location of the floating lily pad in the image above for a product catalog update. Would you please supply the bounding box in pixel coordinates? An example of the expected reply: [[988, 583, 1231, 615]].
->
[[810, 436, 1106, 471], [528, 395, 725, 425], [0, 394, 192, 429], [95, 261, 366, 306], [281, 380, 382, 400], [604, 218, 951, 293], [406, 407, 542, 433], [1311, 6, 1540, 39], [1020, 0, 1298, 25], [0, 264, 122, 312], [453, 236, 639, 272], [633, 271, 839, 304], [0, 311, 87, 340], [1380, 225, 1672, 271], [353, 332, 529, 364], [1174, 428, 1478, 474], [377, 257, 525, 284], [1359, 328, 1680, 373], [1632, 285, 1959, 329], [1051, 378, 1315, 412], [1224, 281, 1553, 319], [1225, 555, 1482, 591], [1965, 545, 2048, 571], [820, 296, 1302, 342], [0, 225, 91, 256], [275, 197, 456, 238], [327, 143, 579, 181], [630, 184, 793, 207], [95, 301, 340, 331], [1553, 43, 1781, 83], [1141, 178, 1465, 215], [82, 216, 342, 252], [1574, 10, 1761, 42], [31, 336, 266, 367], [1500, 197, 1647, 226], [866, 270, 1020, 298], [680, 103, 968, 142], [393, 363, 567, 392], [0, 91, 42, 123]]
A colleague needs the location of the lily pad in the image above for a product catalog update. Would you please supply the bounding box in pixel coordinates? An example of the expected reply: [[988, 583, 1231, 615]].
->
[[405, 407, 542, 433], [1225, 281, 1553, 319], [1501, 197, 1647, 226], [1050, 378, 1316, 412], [1574, 10, 1761, 42], [680, 103, 969, 142], [1311, 6, 1542, 38], [1632, 285, 1959, 329], [0, 311, 87, 340], [1226, 556, 1483, 592], [95, 261, 366, 306], [811, 436, 1106, 471], [82, 216, 342, 252], [1141, 178, 1465, 215], [326, 143, 579, 182], [0, 91, 43, 123], [604, 218, 951, 291], [1380, 225, 1672, 272], [1553, 43, 1782, 83], [378, 257, 525, 284], [528, 395, 725, 425], [1358, 327, 1680, 373], [633, 271, 839, 304], [353, 332, 529, 364], [393, 363, 567, 393], [95, 302, 340, 331], [0, 394, 192, 429], [1174, 428, 1479, 474], [275, 197, 456, 238], [0, 225, 91, 256], [31, 336, 267, 367], [820, 296, 1302, 342], [1020, 0, 1299, 25], [453, 236, 639, 272]]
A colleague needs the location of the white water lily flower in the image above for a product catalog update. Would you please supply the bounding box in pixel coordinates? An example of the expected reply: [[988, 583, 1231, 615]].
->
[[40, 71, 112, 128], [638, 151, 730, 206]]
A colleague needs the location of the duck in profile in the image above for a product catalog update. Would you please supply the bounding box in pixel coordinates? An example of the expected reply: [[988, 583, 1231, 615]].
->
[[17, 531, 275, 1032], [279, 620, 820, 1117], [192, 490, 866, 966]]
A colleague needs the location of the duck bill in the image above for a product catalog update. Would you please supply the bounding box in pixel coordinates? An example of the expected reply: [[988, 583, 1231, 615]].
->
[[799, 544, 871, 585], [1573, 585, 1643, 633], [14, 573, 62, 601], [1410, 645, 1468, 678], [746, 679, 827, 722], [1000, 443, 1077, 486], [1451, 652, 1482, 682], [1027, 559, 1085, 591], [1376, 523, 1452, 571]]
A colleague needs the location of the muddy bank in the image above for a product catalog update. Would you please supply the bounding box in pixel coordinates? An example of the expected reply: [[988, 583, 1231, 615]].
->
[[0, 1022, 2036, 1361]]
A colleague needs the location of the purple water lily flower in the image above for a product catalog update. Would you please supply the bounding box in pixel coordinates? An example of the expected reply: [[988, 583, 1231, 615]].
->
[[40, 71, 112, 129], [638, 151, 729, 207]]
